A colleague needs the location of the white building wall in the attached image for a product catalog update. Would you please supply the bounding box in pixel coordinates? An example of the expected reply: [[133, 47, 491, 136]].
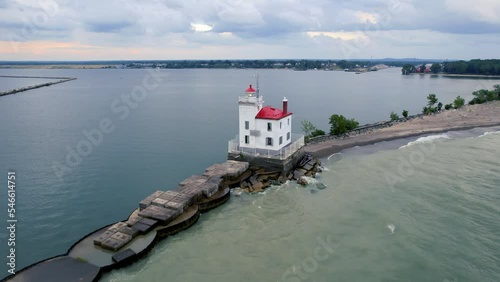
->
[[238, 96, 263, 149], [254, 116, 292, 151]]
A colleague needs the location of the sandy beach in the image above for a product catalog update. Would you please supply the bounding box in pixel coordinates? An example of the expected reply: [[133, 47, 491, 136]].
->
[[305, 101, 500, 158]]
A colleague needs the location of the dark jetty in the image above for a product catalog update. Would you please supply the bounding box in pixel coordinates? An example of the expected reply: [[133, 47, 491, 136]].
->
[[0, 75, 76, 97]]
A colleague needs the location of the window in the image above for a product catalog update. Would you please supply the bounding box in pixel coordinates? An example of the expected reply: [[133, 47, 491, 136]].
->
[[266, 137, 273, 146], [245, 121, 249, 130], [287, 132, 291, 140], [267, 122, 272, 131], [279, 136, 283, 145], [280, 122, 282, 129], [288, 118, 290, 125], [245, 135, 249, 144]]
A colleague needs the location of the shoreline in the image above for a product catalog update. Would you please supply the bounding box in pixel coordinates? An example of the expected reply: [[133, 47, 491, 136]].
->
[[305, 101, 500, 158]]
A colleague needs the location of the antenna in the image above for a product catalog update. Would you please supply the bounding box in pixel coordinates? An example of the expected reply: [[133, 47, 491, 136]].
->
[[255, 74, 260, 99]]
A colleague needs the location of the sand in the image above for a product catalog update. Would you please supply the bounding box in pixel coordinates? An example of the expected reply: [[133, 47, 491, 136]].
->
[[305, 101, 500, 158]]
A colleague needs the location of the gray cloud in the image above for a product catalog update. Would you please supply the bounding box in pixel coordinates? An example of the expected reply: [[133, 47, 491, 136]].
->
[[0, 0, 499, 59]]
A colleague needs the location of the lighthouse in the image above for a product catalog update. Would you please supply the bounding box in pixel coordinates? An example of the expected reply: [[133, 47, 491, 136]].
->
[[228, 78, 304, 169], [238, 84, 293, 151]]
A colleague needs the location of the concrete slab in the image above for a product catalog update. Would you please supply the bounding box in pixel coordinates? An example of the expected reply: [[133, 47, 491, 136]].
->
[[118, 226, 139, 238], [107, 222, 128, 233], [138, 205, 177, 224], [179, 175, 208, 186], [112, 249, 136, 263], [4, 256, 100, 282], [126, 212, 143, 227], [101, 237, 127, 252], [158, 190, 179, 201], [151, 197, 169, 207], [111, 232, 133, 243], [138, 217, 158, 227], [131, 222, 154, 234], [93, 230, 114, 246]]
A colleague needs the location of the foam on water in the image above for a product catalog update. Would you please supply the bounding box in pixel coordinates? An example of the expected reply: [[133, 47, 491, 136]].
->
[[387, 224, 396, 234], [479, 131, 500, 138], [399, 133, 451, 149]]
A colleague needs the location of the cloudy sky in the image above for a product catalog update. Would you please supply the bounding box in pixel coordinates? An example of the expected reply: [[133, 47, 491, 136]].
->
[[0, 0, 499, 61]]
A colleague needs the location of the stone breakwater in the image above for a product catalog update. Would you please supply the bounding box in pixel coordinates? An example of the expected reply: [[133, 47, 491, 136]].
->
[[0, 76, 76, 97], [3, 155, 321, 282]]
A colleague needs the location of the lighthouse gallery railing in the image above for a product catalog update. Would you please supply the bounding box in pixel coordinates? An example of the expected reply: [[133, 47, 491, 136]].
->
[[228, 134, 305, 160]]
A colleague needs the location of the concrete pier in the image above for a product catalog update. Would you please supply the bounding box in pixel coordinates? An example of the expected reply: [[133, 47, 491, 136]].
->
[[1, 161, 248, 282], [2, 154, 322, 282]]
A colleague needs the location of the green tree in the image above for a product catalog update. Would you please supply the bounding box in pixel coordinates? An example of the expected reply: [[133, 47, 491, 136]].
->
[[311, 129, 326, 137], [444, 104, 453, 110], [301, 120, 325, 141], [427, 94, 438, 107], [471, 90, 489, 104], [390, 111, 399, 121], [437, 102, 443, 111], [301, 120, 318, 137], [422, 106, 436, 115], [430, 63, 442, 74], [494, 85, 500, 100], [329, 114, 359, 136], [453, 96, 465, 109], [401, 64, 415, 75], [402, 110, 409, 118]]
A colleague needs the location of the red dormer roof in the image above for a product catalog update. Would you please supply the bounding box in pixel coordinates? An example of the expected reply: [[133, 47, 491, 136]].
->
[[245, 84, 256, 93], [255, 106, 292, 120]]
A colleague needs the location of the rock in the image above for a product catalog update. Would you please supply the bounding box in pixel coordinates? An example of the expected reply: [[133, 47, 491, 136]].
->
[[316, 183, 327, 190], [309, 189, 318, 194], [240, 181, 250, 189], [293, 169, 305, 179], [270, 180, 281, 186], [303, 163, 314, 171], [297, 177, 309, 186], [278, 174, 288, 184], [242, 188, 250, 193], [252, 181, 264, 191]]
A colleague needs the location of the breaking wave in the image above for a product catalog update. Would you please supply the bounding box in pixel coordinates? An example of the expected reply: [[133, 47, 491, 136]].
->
[[479, 131, 500, 138], [399, 134, 451, 149]]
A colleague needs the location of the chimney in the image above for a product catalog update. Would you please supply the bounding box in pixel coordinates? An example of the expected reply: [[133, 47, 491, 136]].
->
[[283, 97, 288, 114]]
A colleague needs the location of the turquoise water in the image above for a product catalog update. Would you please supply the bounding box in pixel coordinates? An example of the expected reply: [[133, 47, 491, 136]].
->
[[103, 128, 500, 282], [0, 68, 499, 280]]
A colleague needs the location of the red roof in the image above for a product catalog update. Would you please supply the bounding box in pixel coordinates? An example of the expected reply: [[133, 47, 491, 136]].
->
[[255, 106, 292, 120], [245, 84, 256, 93]]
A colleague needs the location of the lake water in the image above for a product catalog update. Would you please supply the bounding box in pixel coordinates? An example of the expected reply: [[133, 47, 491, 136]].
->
[[0, 68, 499, 281]]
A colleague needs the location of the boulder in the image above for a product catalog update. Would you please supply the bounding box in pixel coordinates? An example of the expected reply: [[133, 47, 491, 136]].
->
[[252, 181, 264, 191], [316, 183, 327, 190], [297, 176, 309, 186], [293, 170, 305, 179], [240, 181, 250, 189]]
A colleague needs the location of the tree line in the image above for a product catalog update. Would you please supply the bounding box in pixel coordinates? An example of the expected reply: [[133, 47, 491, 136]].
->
[[402, 59, 500, 76]]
